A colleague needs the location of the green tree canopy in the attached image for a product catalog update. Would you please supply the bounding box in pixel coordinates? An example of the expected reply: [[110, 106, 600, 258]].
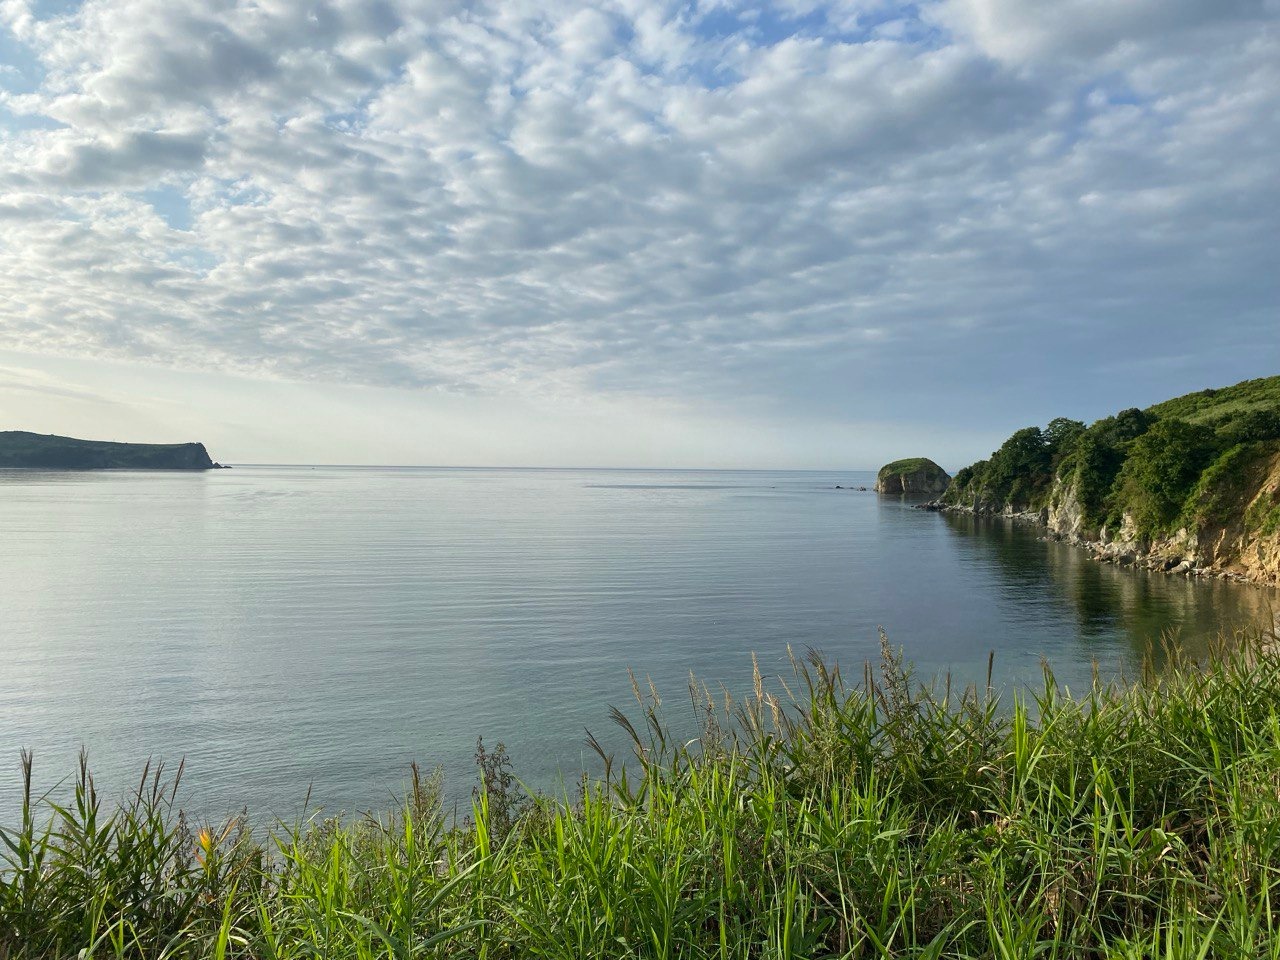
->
[[1215, 409, 1280, 447], [1116, 419, 1221, 531], [984, 427, 1052, 506]]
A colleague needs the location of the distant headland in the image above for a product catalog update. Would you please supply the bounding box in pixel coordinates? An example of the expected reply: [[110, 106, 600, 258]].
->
[[922, 375, 1280, 586], [0, 431, 224, 470]]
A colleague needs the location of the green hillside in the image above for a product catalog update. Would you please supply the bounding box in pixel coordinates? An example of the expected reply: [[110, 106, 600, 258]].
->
[[1146, 376, 1280, 424], [878, 457, 947, 479], [0, 431, 217, 470], [943, 375, 1280, 539]]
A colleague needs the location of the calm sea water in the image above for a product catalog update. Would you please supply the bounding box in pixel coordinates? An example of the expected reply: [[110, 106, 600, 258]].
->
[[3, 466, 1276, 824]]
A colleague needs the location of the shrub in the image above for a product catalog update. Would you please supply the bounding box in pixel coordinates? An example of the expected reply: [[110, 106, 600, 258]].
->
[[1115, 418, 1221, 534], [1215, 408, 1280, 446]]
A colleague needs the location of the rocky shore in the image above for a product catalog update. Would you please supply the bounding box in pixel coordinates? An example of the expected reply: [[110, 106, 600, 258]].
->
[[920, 493, 1279, 588]]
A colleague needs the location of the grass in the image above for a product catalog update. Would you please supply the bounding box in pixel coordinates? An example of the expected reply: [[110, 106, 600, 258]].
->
[[878, 458, 947, 478], [1146, 376, 1280, 426], [1247, 495, 1280, 539], [6, 630, 1280, 958], [1185, 441, 1280, 533]]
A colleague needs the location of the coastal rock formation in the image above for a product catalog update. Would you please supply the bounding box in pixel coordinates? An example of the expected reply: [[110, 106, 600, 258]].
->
[[930, 376, 1280, 586], [875, 458, 951, 496], [0, 431, 218, 470], [1043, 451, 1280, 585]]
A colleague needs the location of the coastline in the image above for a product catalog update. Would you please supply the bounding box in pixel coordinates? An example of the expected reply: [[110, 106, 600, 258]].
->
[[919, 500, 1280, 588]]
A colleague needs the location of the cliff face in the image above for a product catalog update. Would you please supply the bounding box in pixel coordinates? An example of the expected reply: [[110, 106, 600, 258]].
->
[[935, 376, 1280, 587], [1205, 451, 1280, 583], [1046, 476, 1087, 540], [0, 431, 218, 470], [1042, 453, 1280, 585], [876, 458, 951, 497]]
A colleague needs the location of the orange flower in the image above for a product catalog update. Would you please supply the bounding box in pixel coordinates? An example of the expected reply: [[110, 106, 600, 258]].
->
[[196, 828, 214, 864]]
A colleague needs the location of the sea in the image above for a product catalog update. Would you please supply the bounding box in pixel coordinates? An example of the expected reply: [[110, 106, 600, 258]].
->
[[2, 465, 1276, 825]]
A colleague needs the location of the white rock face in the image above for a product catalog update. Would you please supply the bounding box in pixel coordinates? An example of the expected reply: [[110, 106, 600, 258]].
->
[[1046, 476, 1088, 541]]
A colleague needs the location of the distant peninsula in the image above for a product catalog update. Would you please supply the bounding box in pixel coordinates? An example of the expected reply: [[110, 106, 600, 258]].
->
[[0, 431, 222, 470], [930, 375, 1280, 585]]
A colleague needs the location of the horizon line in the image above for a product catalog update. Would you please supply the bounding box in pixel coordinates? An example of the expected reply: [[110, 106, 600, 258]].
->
[[221, 463, 889, 472]]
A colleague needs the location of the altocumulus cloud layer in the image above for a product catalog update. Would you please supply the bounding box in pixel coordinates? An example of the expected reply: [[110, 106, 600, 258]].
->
[[1, 0, 1278, 431]]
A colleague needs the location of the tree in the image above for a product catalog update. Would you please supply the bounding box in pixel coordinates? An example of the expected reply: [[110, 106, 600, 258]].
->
[[1097, 408, 1153, 446], [984, 427, 1052, 507], [1116, 419, 1220, 532], [1215, 409, 1280, 446], [1045, 418, 1085, 452], [1044, 418, 1086, 466], [1071, 430, 1126, 527]]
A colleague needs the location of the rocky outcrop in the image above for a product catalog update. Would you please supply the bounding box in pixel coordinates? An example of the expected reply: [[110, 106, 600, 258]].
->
[[1046, 476, 1087, 541], [978, 454, 1280, 587], [1075, 453, 1280, 586], [923, 375, 1280, 588], [0, 431, 218, 470], [876, 458, 951, 497]]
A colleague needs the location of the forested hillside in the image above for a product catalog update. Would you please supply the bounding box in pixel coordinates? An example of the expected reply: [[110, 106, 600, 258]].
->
[[941, 377, 1280, 582]]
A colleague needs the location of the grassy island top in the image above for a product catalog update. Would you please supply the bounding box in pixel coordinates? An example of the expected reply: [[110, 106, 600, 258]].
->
[[0, 431, 216, 470], [877, 456, 948, 478], [6, 630, 1280, 958]]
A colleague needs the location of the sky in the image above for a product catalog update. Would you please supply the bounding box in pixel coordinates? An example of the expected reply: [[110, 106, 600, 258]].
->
[[0, 0, 1277, 469]]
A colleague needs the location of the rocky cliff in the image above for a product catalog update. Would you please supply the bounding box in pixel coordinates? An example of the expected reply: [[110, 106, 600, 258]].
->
[[876, 458, 951, 496], [934, 376, 1280, 587], [0, 431, 219, 470], [1042, 449, 1280, 585]]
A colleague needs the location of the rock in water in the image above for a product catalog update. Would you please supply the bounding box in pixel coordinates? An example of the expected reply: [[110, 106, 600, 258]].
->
[[875, 458, 951, 497]]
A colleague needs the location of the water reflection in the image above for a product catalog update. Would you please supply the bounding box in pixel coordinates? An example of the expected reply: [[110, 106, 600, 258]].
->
[[4, 467, 1278, 825], [940, 512, 1279, 666]]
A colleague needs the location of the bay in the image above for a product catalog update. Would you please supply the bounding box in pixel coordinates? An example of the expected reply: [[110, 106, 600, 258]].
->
[[2, 465, 1275, 824]]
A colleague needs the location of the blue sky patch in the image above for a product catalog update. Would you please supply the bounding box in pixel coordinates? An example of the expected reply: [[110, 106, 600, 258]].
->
[[0, 103, 63, 134], [141, 185, 194, 231], [31, 0, 84, 17], [0, 32, 45, 96]]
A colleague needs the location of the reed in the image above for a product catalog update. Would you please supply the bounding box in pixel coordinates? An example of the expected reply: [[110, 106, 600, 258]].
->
[[5, 627, 1280, 959]]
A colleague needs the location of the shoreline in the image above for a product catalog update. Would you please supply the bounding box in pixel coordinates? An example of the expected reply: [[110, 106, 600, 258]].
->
[[919, 500, 1280, 589]]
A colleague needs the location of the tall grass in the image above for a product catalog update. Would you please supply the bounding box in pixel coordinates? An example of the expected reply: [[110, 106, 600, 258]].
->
[[5, 629, 1280, 958]]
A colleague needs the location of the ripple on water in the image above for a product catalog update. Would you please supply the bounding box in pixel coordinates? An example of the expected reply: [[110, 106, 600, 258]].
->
[[1, 465, 1275, 823]]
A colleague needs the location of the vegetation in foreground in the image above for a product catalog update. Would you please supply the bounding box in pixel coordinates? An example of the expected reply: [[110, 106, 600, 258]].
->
[[6, 632, 1280, 959]]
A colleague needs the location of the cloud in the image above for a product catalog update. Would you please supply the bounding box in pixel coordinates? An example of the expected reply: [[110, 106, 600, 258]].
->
[[931, 0, 1272, 65], [0, 0, 1276, 438], [27, 127, 209, 187], [0, 361, 119, 404]]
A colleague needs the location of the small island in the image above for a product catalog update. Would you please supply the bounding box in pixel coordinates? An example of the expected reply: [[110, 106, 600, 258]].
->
[[875, 457, 951, 496], [0, 431, 222, 470]]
